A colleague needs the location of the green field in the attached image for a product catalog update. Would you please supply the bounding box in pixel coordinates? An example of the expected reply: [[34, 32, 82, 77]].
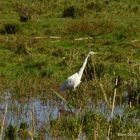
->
[[0, 0, 140, 139]]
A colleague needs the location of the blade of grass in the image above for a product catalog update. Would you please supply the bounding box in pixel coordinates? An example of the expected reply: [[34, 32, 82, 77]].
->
[[53, 91, 74, 110], [29, 105, 35, 140], [0, 103, 8, 140], [92, 57, 111, 110], [99, 82, 112, 110], [111, 77, 118, 118], [29, 111, 34, 140], [107, 77, 118, 138]]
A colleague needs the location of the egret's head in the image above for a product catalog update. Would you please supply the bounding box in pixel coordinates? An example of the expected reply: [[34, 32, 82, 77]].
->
[[89, 51, 98, 55]]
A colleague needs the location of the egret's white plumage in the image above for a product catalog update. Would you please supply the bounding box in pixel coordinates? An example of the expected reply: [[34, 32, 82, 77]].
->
[[60, 51, 97, 92]]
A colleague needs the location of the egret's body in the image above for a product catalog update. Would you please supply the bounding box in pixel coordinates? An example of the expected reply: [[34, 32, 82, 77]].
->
[[60, 51, 97, 92], [61, 73, 80, 91]]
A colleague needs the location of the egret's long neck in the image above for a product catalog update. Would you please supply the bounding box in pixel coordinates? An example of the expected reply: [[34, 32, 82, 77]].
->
[[78, 54, 90, 80]]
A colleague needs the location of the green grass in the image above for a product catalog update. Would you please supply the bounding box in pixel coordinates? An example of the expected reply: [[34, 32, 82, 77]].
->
[[0, 0, 140, 139]]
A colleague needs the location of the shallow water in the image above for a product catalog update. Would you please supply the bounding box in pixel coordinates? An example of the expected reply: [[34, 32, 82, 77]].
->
[[0, 93, 126, 126], [0, 91, 137, 139]]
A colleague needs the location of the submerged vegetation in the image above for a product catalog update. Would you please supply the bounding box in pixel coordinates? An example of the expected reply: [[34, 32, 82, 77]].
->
[[0, 0, 140, 139]]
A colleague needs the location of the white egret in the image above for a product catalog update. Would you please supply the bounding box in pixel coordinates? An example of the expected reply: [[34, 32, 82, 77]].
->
[[60, 51, 98, 92]]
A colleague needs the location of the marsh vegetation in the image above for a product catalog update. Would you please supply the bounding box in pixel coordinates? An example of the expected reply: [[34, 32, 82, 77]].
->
[[0, 0, 140, 139]]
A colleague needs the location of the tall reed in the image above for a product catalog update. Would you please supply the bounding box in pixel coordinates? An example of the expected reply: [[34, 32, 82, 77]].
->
[[107, 77, 118, 138], [0, 103, 8, 140]]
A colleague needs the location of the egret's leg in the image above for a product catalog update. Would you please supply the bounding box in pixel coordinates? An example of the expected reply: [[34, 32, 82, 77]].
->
[[67, 89, 72, 100], [66, 90, 73, 112]]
